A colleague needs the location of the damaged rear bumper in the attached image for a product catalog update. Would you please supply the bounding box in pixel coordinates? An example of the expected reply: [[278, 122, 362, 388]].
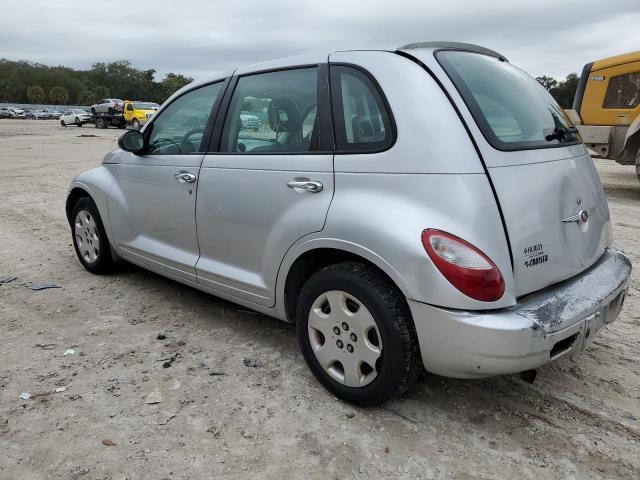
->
[[408, 247, 631, 378]]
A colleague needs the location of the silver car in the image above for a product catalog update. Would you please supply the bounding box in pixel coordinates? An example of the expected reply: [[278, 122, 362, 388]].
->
[[90, 98, 124, 115], [66, 42, 631, 406]]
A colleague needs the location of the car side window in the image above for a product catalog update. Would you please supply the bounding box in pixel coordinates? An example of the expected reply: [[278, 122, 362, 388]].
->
[[330, 65, 394, 152], [220, 67, 319, 154], [146, 82, 223, 155]]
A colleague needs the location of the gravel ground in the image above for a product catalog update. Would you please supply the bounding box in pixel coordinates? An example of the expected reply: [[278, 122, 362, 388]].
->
[[0, 119, 639, 479]]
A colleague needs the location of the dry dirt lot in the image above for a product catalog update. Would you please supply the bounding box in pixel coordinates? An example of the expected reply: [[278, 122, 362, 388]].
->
[[0, 119, 639, 479]]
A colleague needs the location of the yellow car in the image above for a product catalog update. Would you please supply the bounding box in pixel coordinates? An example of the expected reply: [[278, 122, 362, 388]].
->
[[123, 101, 160, 130]]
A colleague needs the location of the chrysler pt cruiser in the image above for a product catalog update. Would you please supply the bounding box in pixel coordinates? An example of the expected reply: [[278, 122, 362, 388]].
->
[[66, 42, 631, 406]]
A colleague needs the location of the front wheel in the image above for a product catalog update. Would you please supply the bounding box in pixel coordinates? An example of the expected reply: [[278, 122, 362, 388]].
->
[[71, 197, 115, 274], [75, 117, 82, 127], [296, 262, 422, 406], [132, 119, 141, 130], [60, 120, 66, 127]]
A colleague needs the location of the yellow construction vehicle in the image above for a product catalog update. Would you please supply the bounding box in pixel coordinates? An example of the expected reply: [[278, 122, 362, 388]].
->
[[568, 51, 640, 178]]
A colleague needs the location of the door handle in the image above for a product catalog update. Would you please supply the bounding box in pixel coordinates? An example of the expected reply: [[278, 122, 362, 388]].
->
[[287, 179, 323, 193], [175, 172, 197, 184]]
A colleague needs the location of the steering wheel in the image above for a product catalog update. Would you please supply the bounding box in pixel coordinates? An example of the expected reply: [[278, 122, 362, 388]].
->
[[180, 127, 205, 152]]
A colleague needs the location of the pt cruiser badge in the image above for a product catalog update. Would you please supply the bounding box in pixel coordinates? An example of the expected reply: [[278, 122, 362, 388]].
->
[[562, 206, 596, 224]]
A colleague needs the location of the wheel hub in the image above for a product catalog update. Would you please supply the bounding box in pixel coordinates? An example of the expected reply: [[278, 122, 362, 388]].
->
[[74, 209, 100, 264], [307, 290, 382, 387]]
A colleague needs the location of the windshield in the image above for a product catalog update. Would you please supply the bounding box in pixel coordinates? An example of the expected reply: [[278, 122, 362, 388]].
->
[[436, 50, 580, 150], [72, 109, 87, 114], [132, 102, 159, 110]]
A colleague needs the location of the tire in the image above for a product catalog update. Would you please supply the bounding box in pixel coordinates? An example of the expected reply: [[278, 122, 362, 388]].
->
[[132, 119, 140, 131], [75, 117, 82, 127], [71, 197, 115, 274], [96, 118, 107, 129], [60, 120, 66, 127], [296, 262, 422, 406]]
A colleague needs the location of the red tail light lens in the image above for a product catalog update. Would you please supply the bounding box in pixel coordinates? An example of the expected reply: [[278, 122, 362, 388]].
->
[[421, 229, 505, 302]]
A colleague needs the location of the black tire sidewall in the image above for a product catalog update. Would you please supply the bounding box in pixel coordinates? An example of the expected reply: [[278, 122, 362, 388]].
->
[[296, 264, 412, 406], [71, 197, 113, 274]]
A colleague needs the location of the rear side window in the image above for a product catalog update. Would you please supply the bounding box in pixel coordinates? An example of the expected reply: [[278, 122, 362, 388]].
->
[[603, 72, 640, 109], [220, 67, 319, 154], [330, 66, 394, 152], [437, 50, 580, 150]]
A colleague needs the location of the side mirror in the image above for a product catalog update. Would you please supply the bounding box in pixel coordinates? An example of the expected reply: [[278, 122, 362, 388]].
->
[[118, 130, 145, 153]]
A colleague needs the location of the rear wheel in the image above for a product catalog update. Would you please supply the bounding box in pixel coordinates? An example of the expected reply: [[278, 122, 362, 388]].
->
[[71, 197, 115, 274], [95, 118, 107, 129], [296, 262, 422, 406]]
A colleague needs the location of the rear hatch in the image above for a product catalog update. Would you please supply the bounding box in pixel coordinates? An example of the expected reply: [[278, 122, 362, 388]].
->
[[412, 48, 612, 297]]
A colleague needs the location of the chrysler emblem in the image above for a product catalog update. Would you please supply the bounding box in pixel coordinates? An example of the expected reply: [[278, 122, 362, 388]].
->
[[562, 206, 595, 224]]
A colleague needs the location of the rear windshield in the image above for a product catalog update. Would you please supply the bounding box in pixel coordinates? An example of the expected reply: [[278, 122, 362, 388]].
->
[[437, 50, 580, 150]]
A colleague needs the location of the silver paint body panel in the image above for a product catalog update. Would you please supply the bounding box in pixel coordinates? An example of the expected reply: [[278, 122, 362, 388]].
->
[[67, 46, 631, 378]]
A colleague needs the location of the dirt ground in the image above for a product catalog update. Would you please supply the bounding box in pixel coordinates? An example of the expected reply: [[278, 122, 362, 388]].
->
[[0, 119, 638, 479]]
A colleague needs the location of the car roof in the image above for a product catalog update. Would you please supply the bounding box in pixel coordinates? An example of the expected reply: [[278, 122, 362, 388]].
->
[[164, 41, 504, 107], [191, 41, 504, 85]]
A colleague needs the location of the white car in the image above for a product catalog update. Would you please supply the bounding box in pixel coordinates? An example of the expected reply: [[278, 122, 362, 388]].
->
[[60, 109, 92, 127], [90, 99, 124, 115]]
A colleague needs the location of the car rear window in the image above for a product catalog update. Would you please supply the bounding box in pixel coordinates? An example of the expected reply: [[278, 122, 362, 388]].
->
[[436, 50, 580, 150]]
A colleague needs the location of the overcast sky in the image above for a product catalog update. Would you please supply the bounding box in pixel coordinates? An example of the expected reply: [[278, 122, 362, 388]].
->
[[2, 0, 639, 81]]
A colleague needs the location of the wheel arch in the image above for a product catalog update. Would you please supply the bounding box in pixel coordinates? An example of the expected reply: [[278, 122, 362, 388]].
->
[[277, 239, 410, 323], [65, 187, 92, 225]]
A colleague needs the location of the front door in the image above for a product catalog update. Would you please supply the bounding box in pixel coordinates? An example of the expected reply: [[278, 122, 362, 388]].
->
[[195, 65, 334, 306], [107, 81, 225, 283]]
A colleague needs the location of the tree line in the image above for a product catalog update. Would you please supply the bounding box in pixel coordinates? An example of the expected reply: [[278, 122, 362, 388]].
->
[[0, 57, 580, 109], [0, 59, 193, 106], [536, 73, 579, 109]]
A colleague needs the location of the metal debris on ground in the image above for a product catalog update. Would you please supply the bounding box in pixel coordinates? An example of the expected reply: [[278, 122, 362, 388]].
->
[[243, 357, 258, 368], [34, 343, 56, 350], [157, 334, 166, 340], [145, 391, 163, 404], [101, 439, 116, 446], [0, 276, 17, 284], [209, 371, 227, 376], [19, 392, 31, 400], [55, 387, 67, 393], [23, 282, 61, 291], [63, 349, 76, 356]]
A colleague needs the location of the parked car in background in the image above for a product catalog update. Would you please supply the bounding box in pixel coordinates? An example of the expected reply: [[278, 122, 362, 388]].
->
[[90, 99, 124, 115], [23, 109, 36, 119], [33, 110, 51, 120], [67, 42, 631, 406], [60, 109, 92, 127], [11, 108, 26, 118], [122, 101, 160, 130], [240, 112, 261, 131], [0, 107, 17, 118]]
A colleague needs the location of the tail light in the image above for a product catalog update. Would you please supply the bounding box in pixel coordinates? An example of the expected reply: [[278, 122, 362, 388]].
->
[[421, 229, 505, 302]]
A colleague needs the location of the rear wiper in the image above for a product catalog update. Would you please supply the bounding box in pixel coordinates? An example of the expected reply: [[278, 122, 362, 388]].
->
[[545, 126, 579, 142]]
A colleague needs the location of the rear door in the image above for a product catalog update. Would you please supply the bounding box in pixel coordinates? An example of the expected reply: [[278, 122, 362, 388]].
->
[[407, 48, 611, 297], [195, 63, 334, 306]]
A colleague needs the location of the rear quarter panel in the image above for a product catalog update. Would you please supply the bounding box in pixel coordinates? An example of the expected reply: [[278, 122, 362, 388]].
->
[[278, 51, 516, 310]]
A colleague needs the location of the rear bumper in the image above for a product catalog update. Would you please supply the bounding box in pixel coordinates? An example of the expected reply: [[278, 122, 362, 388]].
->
[[409, 247, 631, 378]]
